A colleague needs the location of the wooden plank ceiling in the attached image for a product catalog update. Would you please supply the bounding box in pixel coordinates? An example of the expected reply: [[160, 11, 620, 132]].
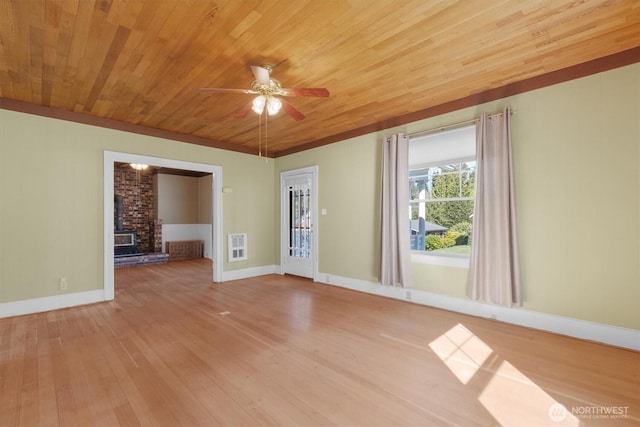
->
[[0, 0, 638, 157]]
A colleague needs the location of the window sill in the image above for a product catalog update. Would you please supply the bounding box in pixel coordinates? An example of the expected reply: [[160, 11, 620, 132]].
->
[[410, 251, 470, 268]]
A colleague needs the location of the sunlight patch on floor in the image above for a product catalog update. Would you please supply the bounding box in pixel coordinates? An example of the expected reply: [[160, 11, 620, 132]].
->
[[429, 324, 581, 426], [428, 323, 493, 384], [479, 360, 580, 426]]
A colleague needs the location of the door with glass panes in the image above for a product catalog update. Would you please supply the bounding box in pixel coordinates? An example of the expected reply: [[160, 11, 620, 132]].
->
[[281, 167, 316, 279]]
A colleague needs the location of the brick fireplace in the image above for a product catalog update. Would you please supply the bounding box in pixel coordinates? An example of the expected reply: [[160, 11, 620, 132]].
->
[[113, 165, 156, 253]]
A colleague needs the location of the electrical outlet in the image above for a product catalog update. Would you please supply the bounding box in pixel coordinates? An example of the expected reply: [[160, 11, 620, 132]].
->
[[491, 313, 497, 320], [406, 290, 412, 301], [60, 277, 68, 291]]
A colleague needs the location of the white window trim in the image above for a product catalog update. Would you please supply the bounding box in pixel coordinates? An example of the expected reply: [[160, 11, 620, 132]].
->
[[411, 251, 470, 268], [410, 155, 477, 170]]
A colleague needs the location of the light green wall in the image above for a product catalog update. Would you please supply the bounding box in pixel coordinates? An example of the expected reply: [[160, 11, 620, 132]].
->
[[275, 134, 382, 282], [275, 63, 640, 329], [0, 111, 274, 302], [509, 64, 639, 328]]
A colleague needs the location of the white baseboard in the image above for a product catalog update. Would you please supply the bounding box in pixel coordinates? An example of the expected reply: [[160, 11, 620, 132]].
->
[[221, 265, 278, 282], [317, 272, 640, 351], [0, 290, 107, 318]]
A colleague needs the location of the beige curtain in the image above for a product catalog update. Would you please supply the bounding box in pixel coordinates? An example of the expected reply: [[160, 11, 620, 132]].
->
[[380, 133, 412, 287], [467, 108, 522, 306]]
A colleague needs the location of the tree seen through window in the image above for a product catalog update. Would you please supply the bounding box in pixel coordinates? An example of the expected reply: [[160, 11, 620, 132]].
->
[[409, 161, 475, 253]]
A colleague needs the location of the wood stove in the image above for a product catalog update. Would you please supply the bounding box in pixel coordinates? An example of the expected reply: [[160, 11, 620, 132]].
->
[[114, 230, 138, 256]]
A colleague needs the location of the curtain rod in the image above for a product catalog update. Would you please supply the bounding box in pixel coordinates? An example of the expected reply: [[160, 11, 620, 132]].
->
[[407, 109, 514, 139]]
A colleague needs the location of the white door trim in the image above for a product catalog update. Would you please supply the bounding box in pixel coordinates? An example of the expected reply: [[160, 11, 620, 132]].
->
[[103, 151, 223, 300], [280, 166, 318, 281]]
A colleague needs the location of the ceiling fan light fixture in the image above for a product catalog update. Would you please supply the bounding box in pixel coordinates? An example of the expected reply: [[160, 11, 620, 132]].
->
[[267, 96, 282, 115], [198, 64, 327, 127], [252, 95, 266, 114], [129, 163, 149, 170]]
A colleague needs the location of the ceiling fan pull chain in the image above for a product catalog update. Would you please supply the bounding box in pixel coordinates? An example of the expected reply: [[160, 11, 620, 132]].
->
[[265, 110, 268, 160], [258, 111, 262, 157]]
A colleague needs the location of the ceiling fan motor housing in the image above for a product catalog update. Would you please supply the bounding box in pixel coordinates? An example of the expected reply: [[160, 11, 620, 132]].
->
[[252, 78, 282, 96]]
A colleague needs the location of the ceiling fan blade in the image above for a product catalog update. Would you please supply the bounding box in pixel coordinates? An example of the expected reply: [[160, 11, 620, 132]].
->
[[250, 66, 271, 85], [280, 98, 305, 121], [235, 101, 253, 119], [198, 88, 257, 94], [279, 87, 330, 97]]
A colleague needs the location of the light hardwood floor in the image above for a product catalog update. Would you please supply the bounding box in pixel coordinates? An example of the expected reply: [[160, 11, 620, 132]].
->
[[1, 259, 638, 426]]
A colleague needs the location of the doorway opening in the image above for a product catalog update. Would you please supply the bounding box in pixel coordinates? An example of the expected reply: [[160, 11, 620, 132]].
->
[[103, 151, 223, 300]]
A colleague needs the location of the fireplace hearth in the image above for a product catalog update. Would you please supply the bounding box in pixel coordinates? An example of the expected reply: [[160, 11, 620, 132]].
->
[[114, 252, 169, 268]]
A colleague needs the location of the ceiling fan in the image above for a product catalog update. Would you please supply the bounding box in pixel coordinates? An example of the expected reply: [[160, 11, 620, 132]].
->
[[198, 65, 330, 121]]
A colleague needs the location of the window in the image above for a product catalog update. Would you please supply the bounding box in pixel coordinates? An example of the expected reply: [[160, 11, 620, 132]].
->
[[409, 125, 476, 255]]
